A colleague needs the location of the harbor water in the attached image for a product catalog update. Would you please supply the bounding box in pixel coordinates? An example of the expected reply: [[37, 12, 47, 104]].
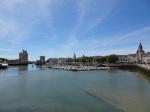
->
[[0, 64, 150, 112]]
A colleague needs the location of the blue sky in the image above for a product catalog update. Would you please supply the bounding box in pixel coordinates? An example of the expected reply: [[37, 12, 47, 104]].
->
[[0, 0, 150, 61]]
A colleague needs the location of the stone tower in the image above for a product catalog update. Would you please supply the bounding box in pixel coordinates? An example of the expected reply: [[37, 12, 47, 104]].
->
[[136, 43, 144, 63], [19, 50, 28, 64]]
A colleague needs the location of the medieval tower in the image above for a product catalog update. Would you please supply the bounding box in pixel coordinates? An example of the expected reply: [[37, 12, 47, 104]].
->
[[136, 43, 144, 63]]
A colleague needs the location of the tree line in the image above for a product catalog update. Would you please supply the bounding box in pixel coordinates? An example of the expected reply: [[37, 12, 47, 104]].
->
[[66, 54, 118, 63], [0, 58, 8, 62]]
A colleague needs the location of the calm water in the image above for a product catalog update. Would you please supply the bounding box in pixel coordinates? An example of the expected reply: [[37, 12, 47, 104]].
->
[[0, 65, 150, 112]]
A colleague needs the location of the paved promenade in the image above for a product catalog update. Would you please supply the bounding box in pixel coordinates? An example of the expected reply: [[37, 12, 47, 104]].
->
[[137, 64, 150, 70]]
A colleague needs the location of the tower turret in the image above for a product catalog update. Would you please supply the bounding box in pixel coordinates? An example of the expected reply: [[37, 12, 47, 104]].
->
[[137, 43, 143, 63], [138, 43, 143, 52]]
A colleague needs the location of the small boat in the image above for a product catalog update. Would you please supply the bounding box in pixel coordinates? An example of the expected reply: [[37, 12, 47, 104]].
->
[[0, 62, 8, 68]]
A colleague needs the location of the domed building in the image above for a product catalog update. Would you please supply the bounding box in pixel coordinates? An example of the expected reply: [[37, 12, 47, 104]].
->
[[135, 43, 150, 63], [128, 43, 150, 64]]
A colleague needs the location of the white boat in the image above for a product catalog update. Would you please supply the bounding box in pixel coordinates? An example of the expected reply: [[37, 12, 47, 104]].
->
[[0, 62, 8, 68]]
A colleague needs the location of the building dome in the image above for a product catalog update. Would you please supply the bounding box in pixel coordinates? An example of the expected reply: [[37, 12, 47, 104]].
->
[[138, 43, 143, 52]]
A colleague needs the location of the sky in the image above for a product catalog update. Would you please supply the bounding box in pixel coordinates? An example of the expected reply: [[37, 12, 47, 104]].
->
[[0, 0, 150, 61]]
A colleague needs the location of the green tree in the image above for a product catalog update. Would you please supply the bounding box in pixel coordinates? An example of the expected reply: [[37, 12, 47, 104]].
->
[[89, 57, 93, 63], [100, 57, 106, 63], [106, 54, 118, 63], [66, 58, 73, 63], [75, 58, 80, 62]]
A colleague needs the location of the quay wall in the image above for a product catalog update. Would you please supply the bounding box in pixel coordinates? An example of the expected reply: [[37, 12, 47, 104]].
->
[[106, 64, 137, 68], [9, 63, 28, 66], [136, 65, 150, 77], [106, 63, 150, 77]]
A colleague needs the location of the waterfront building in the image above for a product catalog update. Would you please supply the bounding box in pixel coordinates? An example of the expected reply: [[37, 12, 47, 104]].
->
[[47, 58, 66, 65], [19, 50, 28, 64], [117, 55, 130, 63], [128, 43, 150, 63], [136, 43, 145, 63], [35, 56, 45, 65], [40, 56, 45, 63], [57, 58, 66, 64], [127, 54, 136, 63], [47, 58, 57, 65], [7, 59, 20, 64]]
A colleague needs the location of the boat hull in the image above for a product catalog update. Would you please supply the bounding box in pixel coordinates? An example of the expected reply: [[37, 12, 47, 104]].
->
[[0, 65, 8, 69]]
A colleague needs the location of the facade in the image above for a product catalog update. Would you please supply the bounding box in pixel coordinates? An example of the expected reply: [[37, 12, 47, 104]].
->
[[117, 55, 130, 62], [47, 58, 66, 65], [7, 59, 20, 64], [136, 43, 145, 63], [19, 50, 28, 63], [40, 56, 45, 63], [128, 54, 136, 62], [136, 43, 150, 63], [57, 58, 66, 64], [35, 56, 45, 65], [128, 43, 150, 63]]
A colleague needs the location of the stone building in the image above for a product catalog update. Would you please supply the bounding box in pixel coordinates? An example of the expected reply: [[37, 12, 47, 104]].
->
[[117, 55, 130, 62], [128, 54, 136, 63], [19, 50, 28, 63], [136, 43, 150, 63], [47, 58, 66, 65], [136, 43, 144, 63], [40, 56, 45, 63], [128, 43, 150, 63], [57, 58, 66, 64]]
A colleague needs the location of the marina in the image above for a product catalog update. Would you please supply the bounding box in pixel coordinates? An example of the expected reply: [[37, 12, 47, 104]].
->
[[42, 64, 110, 71]]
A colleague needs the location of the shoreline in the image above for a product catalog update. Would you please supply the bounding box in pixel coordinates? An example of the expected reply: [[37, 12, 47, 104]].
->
[[136, 64, 150, 77], [42, 63, 150, 77]]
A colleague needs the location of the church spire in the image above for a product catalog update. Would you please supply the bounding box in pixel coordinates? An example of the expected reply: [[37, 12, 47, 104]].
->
[[73, 52, 76, 62]]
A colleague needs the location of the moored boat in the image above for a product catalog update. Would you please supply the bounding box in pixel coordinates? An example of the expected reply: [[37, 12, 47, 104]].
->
[[0, 62, 8, 68]]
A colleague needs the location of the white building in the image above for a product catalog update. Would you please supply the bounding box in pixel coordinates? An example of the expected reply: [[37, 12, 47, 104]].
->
[[117, 55, 130, 62], [128, 43, 150, 63]]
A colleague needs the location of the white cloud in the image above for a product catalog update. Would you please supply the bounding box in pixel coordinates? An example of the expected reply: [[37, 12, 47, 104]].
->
[[89, 26, 150, 49], [61, 36, 79, 50], [0, 48, 14, 52], [73, 0, 118, 34], [0, 16, 29, 47], [68, 26, 150, 57], [1, 55, 18, 60], [41, 26, 150, 58], [0, 0, 56, 46]]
